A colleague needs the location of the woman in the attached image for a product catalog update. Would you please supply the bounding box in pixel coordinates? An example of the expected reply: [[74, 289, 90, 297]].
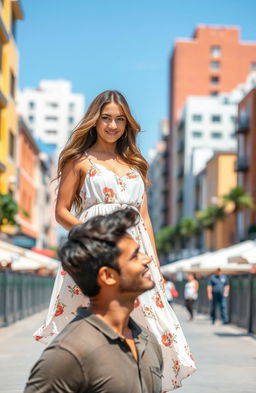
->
[[34, 90, 196, 391], [184, 273, 199, 321]]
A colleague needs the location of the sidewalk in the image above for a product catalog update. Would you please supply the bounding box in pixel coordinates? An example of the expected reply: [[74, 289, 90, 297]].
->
[[0, 306, 255, 392]]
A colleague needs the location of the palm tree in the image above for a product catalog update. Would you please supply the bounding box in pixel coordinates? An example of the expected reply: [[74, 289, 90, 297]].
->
[[0, 193, 19, 231], [178, 217, 200, 253], [155, 225, 176, 257], [196, 205, 226, 250], [223, 185, 255, 241], [223, 185, 255, 213]]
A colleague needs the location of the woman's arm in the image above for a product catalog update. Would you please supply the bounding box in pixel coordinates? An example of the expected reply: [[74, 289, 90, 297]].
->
[[55, 160, 84, 230], [140, 191, 160, 269]]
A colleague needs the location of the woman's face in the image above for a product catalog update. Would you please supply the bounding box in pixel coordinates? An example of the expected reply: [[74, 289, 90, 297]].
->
[[95, 102, 127, 144]]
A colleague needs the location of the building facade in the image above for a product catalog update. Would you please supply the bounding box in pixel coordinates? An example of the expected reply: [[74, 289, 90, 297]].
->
[[167, 25, 256, 224], [16, 117, 39, 245], [236, 88, 256, 240], [195, 153, 237, 251], [175, 95, 237, 221], [0, 0, 23, 194], [148, 120, 169, 233], [18, 80, 85, 160]]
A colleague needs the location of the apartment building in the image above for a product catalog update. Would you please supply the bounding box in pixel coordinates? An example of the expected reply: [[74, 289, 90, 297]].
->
[[167, 25, 256, 224]]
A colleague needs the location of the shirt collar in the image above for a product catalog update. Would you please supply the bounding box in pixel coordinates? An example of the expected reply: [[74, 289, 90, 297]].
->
[[76, 307, 149, 342]]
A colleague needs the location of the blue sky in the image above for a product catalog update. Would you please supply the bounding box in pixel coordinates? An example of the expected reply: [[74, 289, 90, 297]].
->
[[18, 0, 256, 158]]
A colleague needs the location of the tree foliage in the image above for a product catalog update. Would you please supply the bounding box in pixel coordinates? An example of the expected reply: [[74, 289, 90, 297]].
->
[[0, 193, 19, 229]]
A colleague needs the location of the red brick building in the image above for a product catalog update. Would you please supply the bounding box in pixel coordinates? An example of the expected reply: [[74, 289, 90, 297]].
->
[[167, 26, 256, 224], [236, 88, 256, 240]]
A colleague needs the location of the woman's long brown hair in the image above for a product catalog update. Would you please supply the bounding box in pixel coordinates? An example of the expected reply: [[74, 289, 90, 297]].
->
[[57, 90, 149, 214]]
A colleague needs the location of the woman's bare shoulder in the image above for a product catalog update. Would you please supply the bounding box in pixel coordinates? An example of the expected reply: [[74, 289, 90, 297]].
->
[[62, 155, 91, 176]]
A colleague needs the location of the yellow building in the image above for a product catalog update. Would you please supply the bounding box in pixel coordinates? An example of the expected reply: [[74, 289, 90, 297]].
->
[[205, 152, 237, 250], [0, 0, 24, 195]]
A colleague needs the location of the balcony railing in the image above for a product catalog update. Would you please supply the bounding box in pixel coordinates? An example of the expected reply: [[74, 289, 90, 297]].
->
[[235, 157, 250, 172], [176, 166, 184, 178], [177, 190, 184, 203], [236, 114, 250, 134], [177, 140, 185, 153]]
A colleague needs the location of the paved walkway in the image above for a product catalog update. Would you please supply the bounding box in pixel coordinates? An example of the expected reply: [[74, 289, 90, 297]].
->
[[0, 306, 256, 392]]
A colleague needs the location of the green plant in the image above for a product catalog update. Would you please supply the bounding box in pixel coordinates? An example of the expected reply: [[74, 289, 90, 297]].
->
[[0, 193, 19, 230]]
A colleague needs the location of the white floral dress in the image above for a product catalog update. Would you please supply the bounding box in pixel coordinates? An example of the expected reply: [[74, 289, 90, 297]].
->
[[34, 153, 196, 392]]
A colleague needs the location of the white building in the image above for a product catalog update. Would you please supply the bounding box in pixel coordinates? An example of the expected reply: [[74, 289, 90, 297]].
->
[[172, 71, 256, 223], [18, 80, 85, 160], [148, 120, 169, 233], [174, 95, 237, 221], [148, 141, 167, 233]]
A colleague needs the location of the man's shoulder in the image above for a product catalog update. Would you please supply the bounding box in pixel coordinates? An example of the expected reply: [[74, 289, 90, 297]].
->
[[50, 314, 108, 356]]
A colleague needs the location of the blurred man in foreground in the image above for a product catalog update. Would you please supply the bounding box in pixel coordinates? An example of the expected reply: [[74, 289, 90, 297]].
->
[[24, 208, 163, 393]]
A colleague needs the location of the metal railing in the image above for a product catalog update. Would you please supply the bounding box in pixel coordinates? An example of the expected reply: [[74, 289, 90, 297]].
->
[[0, 270, 55, 327], [175, 274, 256, 334]]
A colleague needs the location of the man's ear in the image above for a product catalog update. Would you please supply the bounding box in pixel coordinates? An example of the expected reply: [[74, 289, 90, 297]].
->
[[97, 266, 119, 287]]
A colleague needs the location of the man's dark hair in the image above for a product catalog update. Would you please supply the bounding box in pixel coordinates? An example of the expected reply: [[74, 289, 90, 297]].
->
[[58, 208, 139, 297]]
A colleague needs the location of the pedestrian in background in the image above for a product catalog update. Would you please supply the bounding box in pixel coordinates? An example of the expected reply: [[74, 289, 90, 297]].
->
[[163, 274, 178, 305], [184, 273, 199, 321], [207, 268, 230, 324]]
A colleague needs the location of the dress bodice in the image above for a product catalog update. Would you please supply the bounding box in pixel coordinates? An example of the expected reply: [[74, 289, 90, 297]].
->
[[78, 159, 145, 220]]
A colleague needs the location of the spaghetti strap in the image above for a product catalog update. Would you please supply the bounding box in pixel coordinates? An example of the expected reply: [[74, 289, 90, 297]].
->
[[84, 151, 94, 165]]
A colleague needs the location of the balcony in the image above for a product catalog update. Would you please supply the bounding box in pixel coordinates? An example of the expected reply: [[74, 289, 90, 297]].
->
[[176, 166, 184, 178], [235, 157, 249, 172], [236, 114, 250, 134], [177, 190, 184, 203], [177, 139, 185, 153]]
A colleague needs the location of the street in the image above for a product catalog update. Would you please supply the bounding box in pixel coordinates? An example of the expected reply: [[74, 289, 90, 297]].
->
[[0, 305, 255, 392]]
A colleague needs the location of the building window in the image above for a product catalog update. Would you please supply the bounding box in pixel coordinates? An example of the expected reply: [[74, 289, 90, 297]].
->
[[11, 9, 16, 39], [230, 115, 237, 124], [47, 102, 58, 108], [28, 115, 34, 122], [251, 62, 256, 71], [211, 114, 221, 122], [10, 71, 16, 99], [69, 102, 74, 111], [192, 131, 203, 138], [68, 116, 74, 124], [45, 130, 57, 134], [45, 116, 58, 121], [230, 133, 236, 138], [210, 76, 219, 84], [211, 131, 222, 139], [210, 61, 220, 70], [211, 91, 219, 96], [211, 46, 221, 58], [192, 114, 202, 121], [29, 101, 35, 109], [9, 130, 16, 159]]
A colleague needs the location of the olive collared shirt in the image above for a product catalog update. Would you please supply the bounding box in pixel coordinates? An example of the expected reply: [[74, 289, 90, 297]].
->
[[24, 308, 163, 393]]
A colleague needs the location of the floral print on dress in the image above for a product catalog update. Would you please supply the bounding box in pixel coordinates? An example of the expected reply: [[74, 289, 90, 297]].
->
[[126, 170, 138, 179], [154, 291, 164, 308], [103, 187, 116, 203], [68, 284, 81, 297], [115, 176, 127, 192], [172, 359, 181, 378], [161, 331, 177, 347], [54, 298, 66, 317], [134, 297, 140, 308], [88, 166, 100, 177], [142, 305, 157, 319]]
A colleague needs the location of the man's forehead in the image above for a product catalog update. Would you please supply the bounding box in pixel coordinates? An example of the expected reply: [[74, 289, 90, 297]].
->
[[117, 233, 138, 251]]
